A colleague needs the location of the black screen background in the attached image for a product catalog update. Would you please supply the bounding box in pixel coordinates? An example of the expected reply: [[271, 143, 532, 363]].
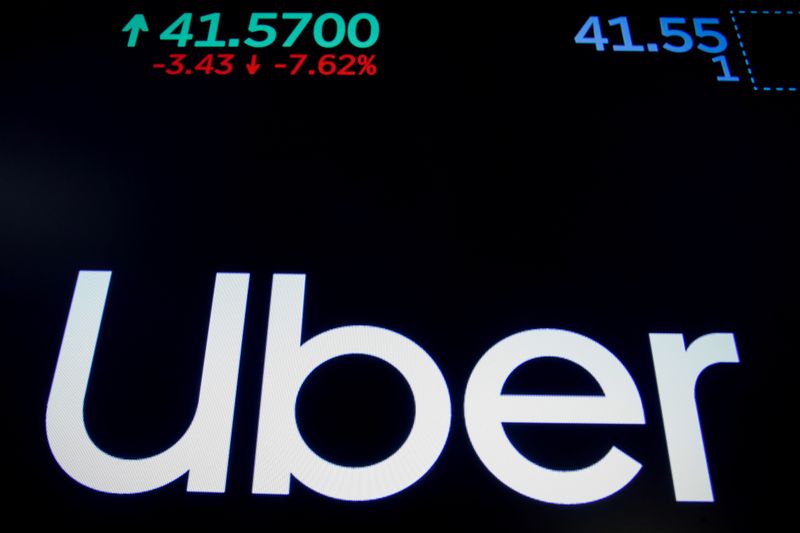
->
[[2, 1, 796, 531]]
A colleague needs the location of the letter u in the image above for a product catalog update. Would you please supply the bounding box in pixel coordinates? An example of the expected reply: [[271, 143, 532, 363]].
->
[[46, 271, 249, 494]]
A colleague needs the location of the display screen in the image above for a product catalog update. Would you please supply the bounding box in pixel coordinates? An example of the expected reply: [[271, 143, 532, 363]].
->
[[3, 1, 796, 531]]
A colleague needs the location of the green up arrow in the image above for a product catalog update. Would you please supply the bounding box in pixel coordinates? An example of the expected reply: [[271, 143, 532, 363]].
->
[[122, 14, 149, 48]]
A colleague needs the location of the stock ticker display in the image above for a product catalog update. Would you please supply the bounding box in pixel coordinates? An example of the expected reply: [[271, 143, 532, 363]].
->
[[2, 1, 797, 531]]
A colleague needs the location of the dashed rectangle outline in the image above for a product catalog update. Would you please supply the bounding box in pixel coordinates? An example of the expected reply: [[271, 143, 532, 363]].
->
[[729, 9, 798, 92]]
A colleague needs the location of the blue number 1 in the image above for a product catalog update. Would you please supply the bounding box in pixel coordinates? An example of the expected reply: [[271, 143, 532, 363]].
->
[[608, 17, 644, 52], [712, 55, 739, 82]]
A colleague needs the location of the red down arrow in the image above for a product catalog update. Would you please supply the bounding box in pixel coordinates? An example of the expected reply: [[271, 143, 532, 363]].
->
[[246, 55, 261, 75]]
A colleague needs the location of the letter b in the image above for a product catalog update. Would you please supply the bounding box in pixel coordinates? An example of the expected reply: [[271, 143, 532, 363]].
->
[[252, 274, 451, 501]]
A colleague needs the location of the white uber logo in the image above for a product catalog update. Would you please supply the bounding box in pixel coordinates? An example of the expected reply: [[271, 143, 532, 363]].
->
[[46, 271, 739, 504]]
